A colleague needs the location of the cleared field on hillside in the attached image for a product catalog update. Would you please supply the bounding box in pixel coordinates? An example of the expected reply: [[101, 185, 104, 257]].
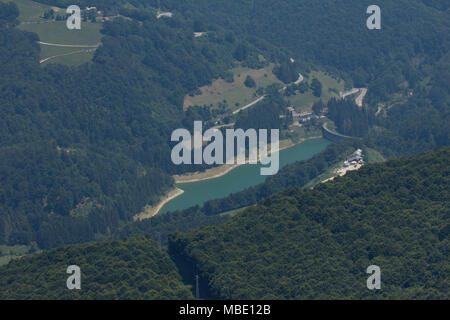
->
[[19, 20, 102, 45], [183, 64, 283, 111], [0, 244, 32, 266], [5, 0, 103, 66], [2, 0, 52, 22], [286, 71, 344, 112], [19, 21, 102, 65]]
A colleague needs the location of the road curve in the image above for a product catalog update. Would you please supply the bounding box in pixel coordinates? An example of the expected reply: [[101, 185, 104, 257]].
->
[[39, 48, 97, 64], [232, 73, 304, 115]]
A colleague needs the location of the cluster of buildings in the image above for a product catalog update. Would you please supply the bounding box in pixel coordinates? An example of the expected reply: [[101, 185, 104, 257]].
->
[[81, 6, 173, 22], [323, 149, 365, 183], [286, 107, 319, 125], [298, 112, 318, 124], [344, 149, 364, 167]]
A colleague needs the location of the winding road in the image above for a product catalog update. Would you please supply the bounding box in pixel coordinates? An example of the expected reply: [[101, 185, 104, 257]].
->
[[340, 88, 368, 107], [232, 73, 304, 115], [355, 88, 368, 107]]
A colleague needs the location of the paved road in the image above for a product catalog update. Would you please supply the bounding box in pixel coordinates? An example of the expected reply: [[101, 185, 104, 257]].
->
[[355, 88, 368, 107], [232, 95, 266, 115], [232, 73, 304, 115]]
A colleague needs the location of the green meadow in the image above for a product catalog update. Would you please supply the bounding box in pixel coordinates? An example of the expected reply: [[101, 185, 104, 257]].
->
[[286, 70, 344, 112], [18, 20, 102, 45], [0, 244, 33, 266], [19, 20, 102, 65], [183, 63, 284, 111], [4, 0, 51, 22], [3, 0, 103, 65]]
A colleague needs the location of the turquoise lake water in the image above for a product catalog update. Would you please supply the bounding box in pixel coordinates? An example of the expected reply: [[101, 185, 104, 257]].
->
[[160, 138, 330, 214]]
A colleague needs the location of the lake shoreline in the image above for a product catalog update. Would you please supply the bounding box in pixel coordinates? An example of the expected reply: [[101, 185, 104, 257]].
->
[[140, 136, 324, 220], [134, 187, 185, 221], [174, 136, 322, 184]]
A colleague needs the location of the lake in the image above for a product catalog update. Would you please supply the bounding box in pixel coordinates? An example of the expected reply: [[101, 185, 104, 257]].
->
[[160, 138, 331, 214]]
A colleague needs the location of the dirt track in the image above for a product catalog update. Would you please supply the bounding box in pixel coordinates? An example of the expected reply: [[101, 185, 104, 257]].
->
[[39, 48, 97, 64], [37, 41, 100, 48]]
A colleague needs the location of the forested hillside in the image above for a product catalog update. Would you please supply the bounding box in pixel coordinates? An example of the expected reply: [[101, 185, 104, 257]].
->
[[366, 53, 450, 157], [116, 141, 357, 245], [169, 147, 450, 299], [148, 0, 450, 156], [2, 147, 447, 299], [148, 0, 450, 79], [1, 0, 449, 258], [0, 3, 180, 248], [0, 236, 193, 299], [0, 1, 286, 249], [37, 0, 450, 81]]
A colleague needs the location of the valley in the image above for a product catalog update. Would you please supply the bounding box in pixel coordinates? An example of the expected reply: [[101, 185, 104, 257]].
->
[[0, 0, 448, 301]]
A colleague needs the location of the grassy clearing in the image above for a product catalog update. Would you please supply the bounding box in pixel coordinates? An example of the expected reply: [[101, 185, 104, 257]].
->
[[365, 147, 386, 164], [19, 21, 102, 45], [8, 0, 103, 66], [43, 50, 97, 66], [219, 206, 251, 217], [19, 21, 102, 65], [304, 161, 344, 189], [284, 124, 323, 143], [306, 147, 384, 188], [286, 91, 317, 113], [323, 117, 337, 131], [39, 45, 98, 66], [0, 244, 29, 256], [286, 71, 345, 112], [0, 256, 13, 266], [1, 0, 53, 22], [0, 244, 32, 266], [183, 63, 283, 111]]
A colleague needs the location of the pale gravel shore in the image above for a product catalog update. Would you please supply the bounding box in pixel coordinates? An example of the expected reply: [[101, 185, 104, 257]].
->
[[139, 136, 322, 219], [174, 163, 240, 184], [133, 188, 184, 221], [174, 136, 322, 184]]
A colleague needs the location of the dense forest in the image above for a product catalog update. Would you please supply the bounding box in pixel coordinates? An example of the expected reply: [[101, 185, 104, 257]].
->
[[324, 50, 449, 156], [140, 0, 450, 79], [0, 236, 194, 299], [169, 147, 450, 299], [365, 53, 450, 157], [327, 99, 373, 137]]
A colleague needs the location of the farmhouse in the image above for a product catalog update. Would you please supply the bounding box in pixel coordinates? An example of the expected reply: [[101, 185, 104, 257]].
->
[[298, 112, 318, 123], [344, 149, 364, 167]]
